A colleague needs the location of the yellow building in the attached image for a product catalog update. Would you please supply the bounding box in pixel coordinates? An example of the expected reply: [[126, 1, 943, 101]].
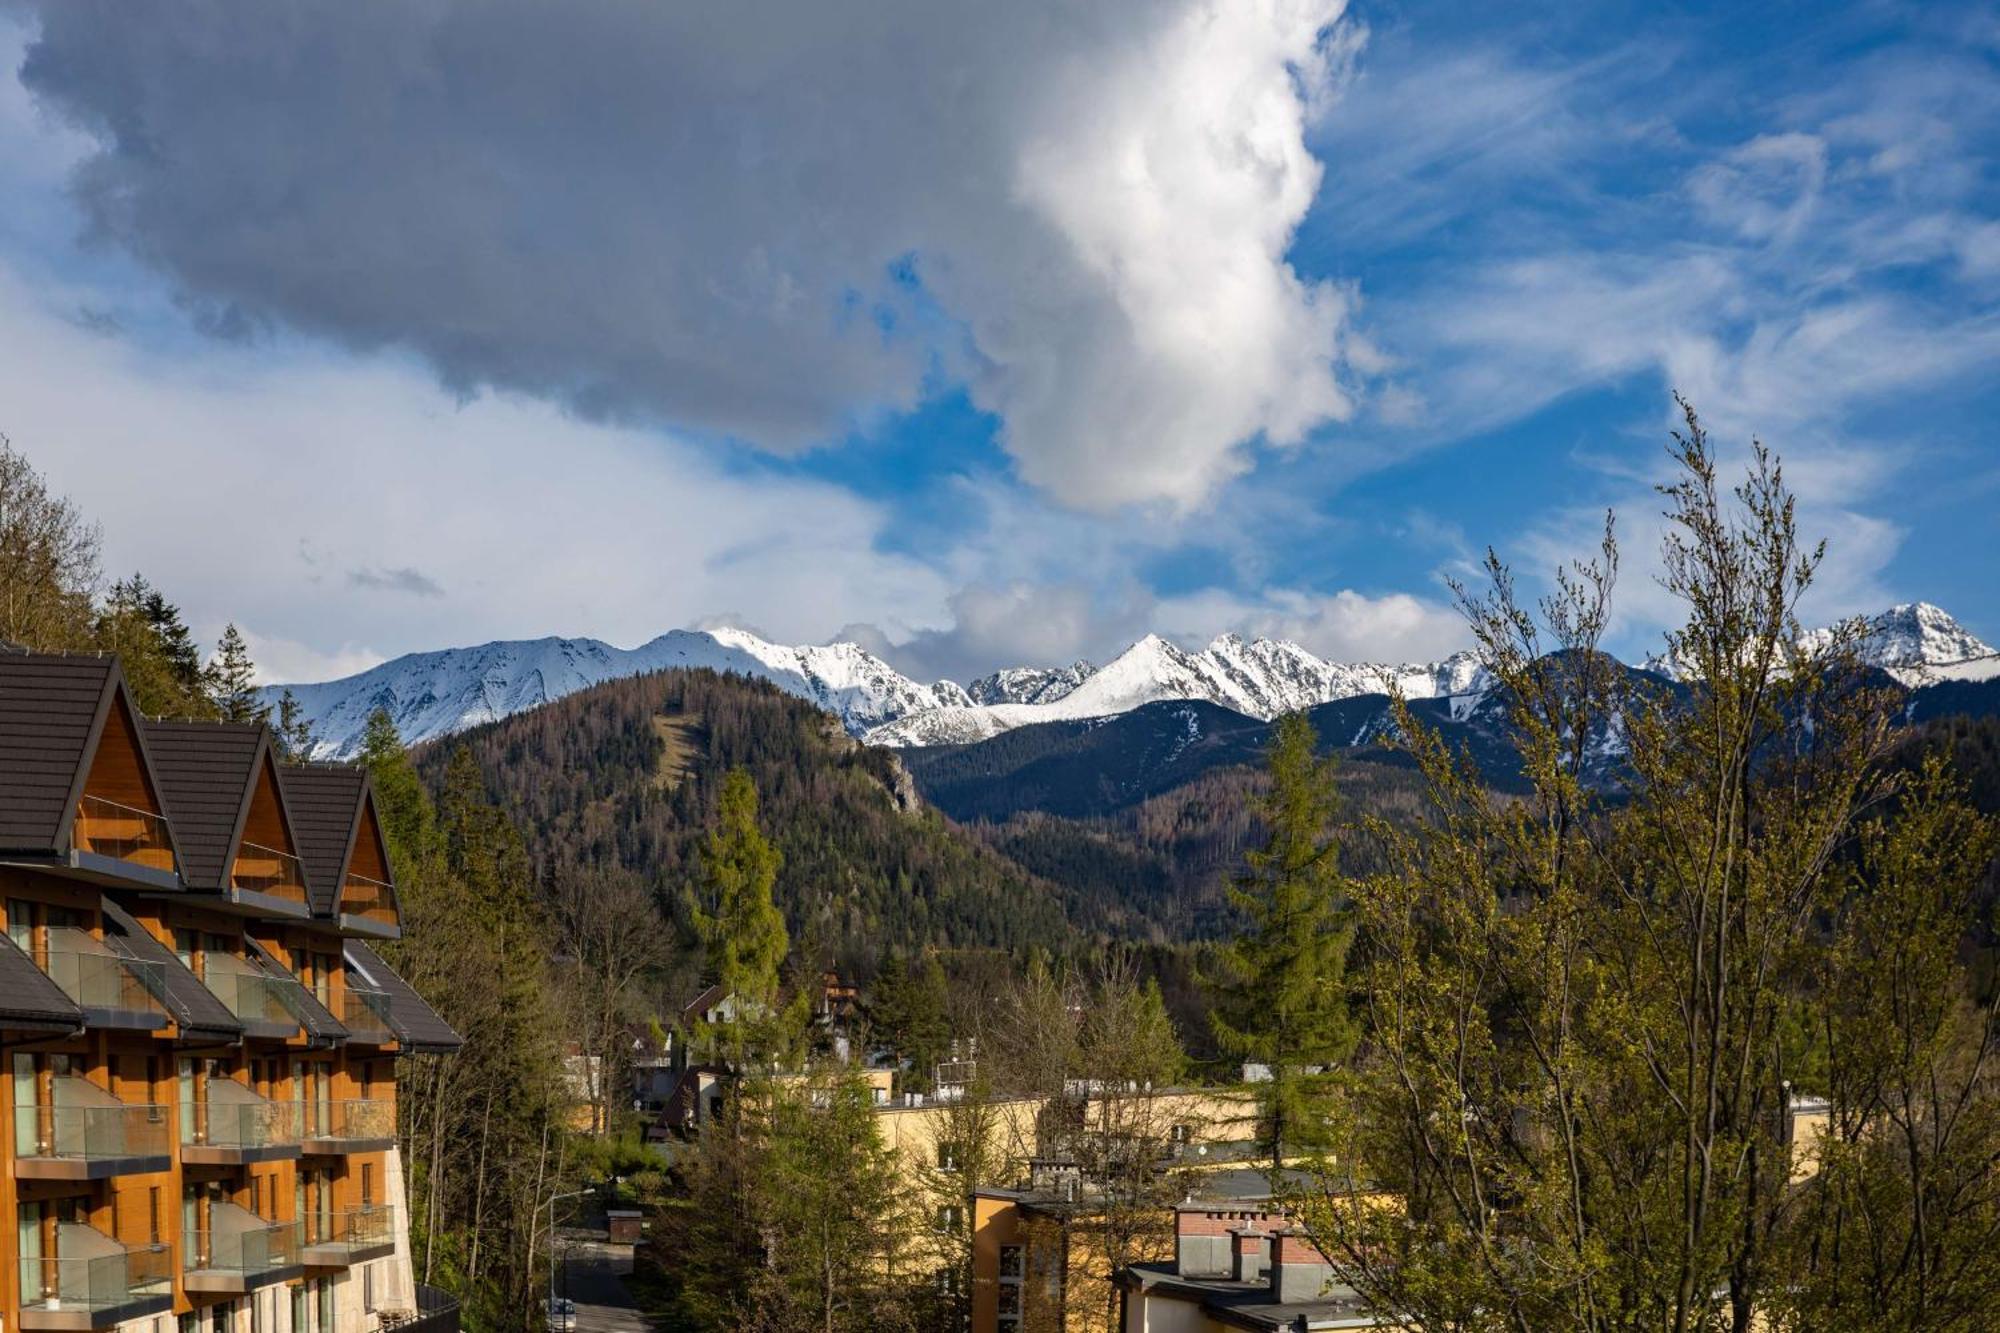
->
[[0, 653, 460, 1333]]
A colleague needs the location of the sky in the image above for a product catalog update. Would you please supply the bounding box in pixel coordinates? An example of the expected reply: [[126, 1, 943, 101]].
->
[[0, 0, 1994, 686]]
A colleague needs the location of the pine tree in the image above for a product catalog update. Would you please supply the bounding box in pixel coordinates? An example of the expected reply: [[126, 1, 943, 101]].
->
[[206, 623, 269, 724], [684, 767, 790, 1068], [1207, 710, 1355, 1176], [274, 689, 319, 761], [93, 574, 216, 718], [357, 707, 435, 863], [866, 949, 950, 1092]]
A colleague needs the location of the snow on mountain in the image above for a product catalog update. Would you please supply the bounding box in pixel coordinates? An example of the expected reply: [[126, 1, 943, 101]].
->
[[859, 636, 1489, 747], [1820, 602, 1999, 684], [262, 628, 967, 759], [1649, 603, 1999, 686], [269, 602, 1990, 761], [967, 661, 1095, 706]]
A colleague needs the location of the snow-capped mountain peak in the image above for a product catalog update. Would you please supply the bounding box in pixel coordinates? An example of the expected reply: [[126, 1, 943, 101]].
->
[[266, 603, 1991, 760]]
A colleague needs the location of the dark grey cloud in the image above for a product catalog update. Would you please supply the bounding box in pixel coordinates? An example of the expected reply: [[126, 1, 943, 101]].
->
[[347, 565, 444, 597], [14, 0, 1355, 508]]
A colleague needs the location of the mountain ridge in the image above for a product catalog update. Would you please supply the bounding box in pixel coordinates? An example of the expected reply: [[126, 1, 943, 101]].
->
[[266, 601, 1998, 759]]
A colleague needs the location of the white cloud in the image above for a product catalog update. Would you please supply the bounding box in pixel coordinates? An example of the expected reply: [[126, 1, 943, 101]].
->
[[12, 0, 1358, 511], [0, 260, 958, 680], [1155, 586, 1468, 662]]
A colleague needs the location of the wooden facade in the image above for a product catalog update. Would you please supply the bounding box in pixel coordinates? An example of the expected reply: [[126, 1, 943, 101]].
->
[[0, 656, 457, 1333]]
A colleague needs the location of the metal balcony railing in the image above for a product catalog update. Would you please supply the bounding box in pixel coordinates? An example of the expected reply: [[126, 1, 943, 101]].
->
[[71, 795, 176, 874], [200, 953, 301, 1033], [13, 1077, 169, 1167], [300, 1205, 398, 1265], [17, 1225, 171, 1318], [183, 1082, 299, 1152], [39, 925, 167, 1024], [340, 872, 397, 926], [301, 1097, 396, 1146], [187, 1204, 301, 1286], [340, 985, 396, 1043], [231, 841, 309, 904]]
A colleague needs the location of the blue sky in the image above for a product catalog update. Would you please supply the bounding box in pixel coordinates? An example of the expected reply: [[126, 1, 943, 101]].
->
[[0, 0, 1993, 684]]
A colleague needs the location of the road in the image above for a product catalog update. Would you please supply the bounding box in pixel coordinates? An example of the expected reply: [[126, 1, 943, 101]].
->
[[557, 1235, 653, 1333]]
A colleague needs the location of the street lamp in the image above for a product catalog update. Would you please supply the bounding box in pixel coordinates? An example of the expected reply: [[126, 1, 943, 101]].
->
[[547, 1188, 592, 1330]]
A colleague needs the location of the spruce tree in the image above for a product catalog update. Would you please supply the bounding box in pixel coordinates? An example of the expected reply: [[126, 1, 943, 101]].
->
[[685, 767, 789, 1067], [275, 689, 319, 761], [357, 707, 435, 863], [94, 574, 216, 718], [206, 623, 269, 724], [1208, 710, 1355, 1176], [866, 949, 950, 1092]]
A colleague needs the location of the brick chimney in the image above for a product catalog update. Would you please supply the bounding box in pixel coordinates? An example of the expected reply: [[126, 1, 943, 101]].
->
[[1174, 1208, 1230, 1278], [1269, 1229, 1334, 1303], [1229, 1227, 1269, 1283]]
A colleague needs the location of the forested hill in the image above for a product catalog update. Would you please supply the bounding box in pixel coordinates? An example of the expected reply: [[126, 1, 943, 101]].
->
[[417, 668, 1083, 969]]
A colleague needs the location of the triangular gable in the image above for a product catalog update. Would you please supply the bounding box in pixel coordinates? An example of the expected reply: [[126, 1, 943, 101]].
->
[[64, 669, 180, 876], [225, 738, 310, 909], [335, 785, 401, 934]]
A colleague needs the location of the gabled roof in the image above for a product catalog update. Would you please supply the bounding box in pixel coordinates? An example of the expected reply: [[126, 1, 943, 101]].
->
[[276, 764, 368, 916], [0, 654, 176, 861], [344, 942, 461, 1053], [143, 721, 296, 890], [100, 898, 242, 1042], [0, 932, 84, 1032]]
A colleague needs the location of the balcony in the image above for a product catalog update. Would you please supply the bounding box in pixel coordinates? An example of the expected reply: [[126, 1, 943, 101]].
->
[[68, 795, 178, 889], [184, 1203, 303, 1295], [181, 1081, 299, 1165], [302, 1098, 397, 1154], [12, 1077, 170, 1179], [340, 985, 396, 1045], [230, 841, 311, 917], [16, 1224, 171, 1330], [38, 926, 168, 1029], [339, 873, 399, 937], [200, 953, 303, 1039], [301, 1205, 398, 1268]]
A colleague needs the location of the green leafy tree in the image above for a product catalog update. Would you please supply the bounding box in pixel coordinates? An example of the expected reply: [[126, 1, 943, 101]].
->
[[1207, 711, 1356, 1174], [1302, 403, 2000, 1333], [685, 767, 791, 1067], [206, 622, 269, 724], [0, 433, 98, 651]]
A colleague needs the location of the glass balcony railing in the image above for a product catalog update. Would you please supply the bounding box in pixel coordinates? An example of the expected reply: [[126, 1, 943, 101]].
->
[[188, 1204, 301, 1285], [183, 1083, 299, 1153], [301, 1098, 396, 1146], [301, 1205, 397, 1264], [339, 873, 397, 927], [13, 1077, 170, 1167], [39, 926, 167, 1024], [17, 1225, 171, 1319], [72, 794, 176, 874], [200, 954, 302, 1032], [231, 842, 309, 905], [339, 986, 396, 1043]]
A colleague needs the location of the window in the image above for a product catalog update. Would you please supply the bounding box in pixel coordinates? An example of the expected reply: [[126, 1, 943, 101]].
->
[[936, 1204, 963, 1234], [998, 1245, 1024, 1279], [937, 1142, 960, 1171], [1170, 1122, 1192, 1144], [361, 1162, 376, 1206], [149, 1187, 162, 1244], [363, 1261, 377, 1313]]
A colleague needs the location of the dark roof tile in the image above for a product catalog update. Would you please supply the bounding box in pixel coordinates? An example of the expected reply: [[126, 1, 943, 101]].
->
[[0, 932, 84, 1030], [0, 655, 114, 851], [100, 898, 242, 1040], [344, 942, 461, 1053], [277, 765, 366, 916], [142, 721, 267, 890]]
